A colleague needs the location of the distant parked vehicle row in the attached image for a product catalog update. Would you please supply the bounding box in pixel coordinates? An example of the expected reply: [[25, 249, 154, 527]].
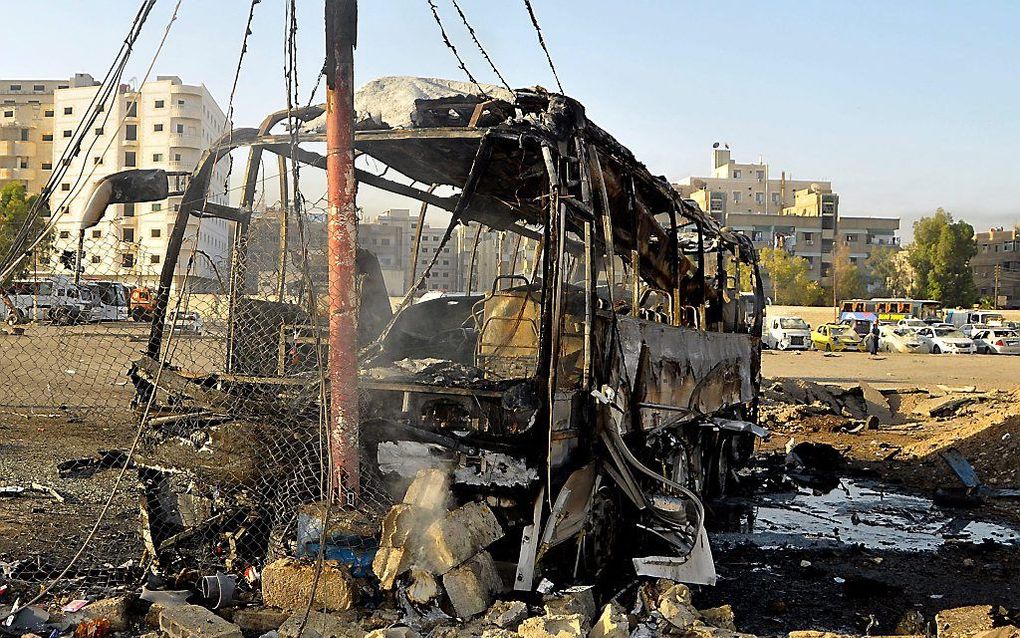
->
[[0, 278, 186, 329]]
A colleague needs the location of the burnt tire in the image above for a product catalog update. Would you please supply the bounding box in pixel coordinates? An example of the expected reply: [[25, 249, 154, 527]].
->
[[932, 345, 942, 354], [705, 435, 733, 499]]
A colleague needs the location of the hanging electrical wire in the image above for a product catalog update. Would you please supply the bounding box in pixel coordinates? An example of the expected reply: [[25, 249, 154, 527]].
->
[[449, 0, 513, 92], [426, 0, 489, 96], [522, 0, 564, 93]]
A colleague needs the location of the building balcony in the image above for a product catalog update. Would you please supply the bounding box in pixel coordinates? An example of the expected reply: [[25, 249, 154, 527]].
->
[[0, 140, 35, 155], [0, 167, 34, 180], [170, 103, 204, 120], [169, 132, 205, 149]]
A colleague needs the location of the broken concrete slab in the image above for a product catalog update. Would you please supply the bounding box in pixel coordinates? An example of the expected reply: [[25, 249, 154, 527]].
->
[[379, 504, 423, 548], [543, 586, 597, 624], [277, 610, 365, 638], [364, 628, 421, 638], [420, 501, 504, 574], [407, 568, 439, 604], [262, 558, 355, 612], [589, 603, 629, 638], [698, 605, 737, 632], [403, 468, 450, 511], [159, 604, 244, 638], [935, 605, 995, 638], [517, 614, 588, 638], [77, 595, 133, 633], [442, 551, 503, 618], [372, 544, 411, 590], [916, 395, 973, 418], [658, 583, 698, 630], [231, 607, 291, 634], [483, 600, 529, 629], [860, 382, 892, 424]]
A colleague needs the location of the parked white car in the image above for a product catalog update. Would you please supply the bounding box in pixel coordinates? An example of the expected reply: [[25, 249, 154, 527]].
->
[[878, 325, 929, 353], [914, 326, 975, 354], [764, 316, 812, 350], [971, 328, 1020, 355], [960, 323, 990, 338], [897, 318, 928, 330], [170, 310, 203, 335]]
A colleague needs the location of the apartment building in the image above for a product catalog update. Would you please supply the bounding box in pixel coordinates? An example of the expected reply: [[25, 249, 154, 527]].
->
[[675, 147, 899, 283], [47, 76, 229, 289], [370, 208, 461, 294], [0, 74, 98, 195], [973, 227, 1020, 308]]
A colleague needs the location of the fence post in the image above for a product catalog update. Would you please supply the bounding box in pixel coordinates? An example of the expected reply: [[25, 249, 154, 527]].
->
[[324, 0, 359, 502]]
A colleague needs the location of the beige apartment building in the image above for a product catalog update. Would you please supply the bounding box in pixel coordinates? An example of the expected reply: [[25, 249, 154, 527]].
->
[[675, 147, 899, 284], [0, 74, 98, 195], [973, 227, 1020, 308], [47, 76, 230, 289]]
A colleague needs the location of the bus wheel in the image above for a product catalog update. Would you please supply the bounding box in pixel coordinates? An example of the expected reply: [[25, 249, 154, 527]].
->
[[824, 343, 832, 352], [6, 310, 24, 326]]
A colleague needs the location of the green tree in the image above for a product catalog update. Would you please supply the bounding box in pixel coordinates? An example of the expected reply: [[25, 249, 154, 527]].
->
[[0, 183, 50, 279], [757, 247, 826, 306], [833, 244, 867, 300], [907, 208, 978, 307], [867, 245, 911, 297]]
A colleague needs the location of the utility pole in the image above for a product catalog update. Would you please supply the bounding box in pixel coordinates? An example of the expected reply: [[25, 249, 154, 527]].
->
[[325, 0, 359, 503], [994, 264, 1001, 309]]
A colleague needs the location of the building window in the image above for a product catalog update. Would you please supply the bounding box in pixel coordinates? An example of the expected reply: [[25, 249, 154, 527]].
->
[[3, 111, 13, 118], [94, 126, 105, 136], [152, 153, 164, 162], [61, 183, 71, 191], [41, 162, 52, 170], [59, 230, 70, 239], [733, 170, 741, 179], [150, 255, 161, 264], [123, 203, 135, 217], [42, 133, 53, 141], [91, 230, 102, 239], [126, 101, 137, 117], [33, 84, 44, 92], [121, 254, 135, 268], [845, 234, 857, 244], [125, 124, 137, 141], [20, 129, 30, 141], [754, 192, 764, 205], [124, 151, 136, 167], [173, 153, 181, 162], [154, 123, 164, 132], [177, 99, 185, 105], [175, 123, 184, 134], [151, 228, 161, 238], [122, 229, 135, 242], [63, 129, 73, 137], [732, 191, 741, 204], [151, 203, 162, 212], [91, 255, 101, 264], [18, 159, 28, 169], [155, 99, 165, 108], [93, 157, 103, 165], [9, 84, 21, 91], [44, 110, 53, 117], [63, 106, 73, 115]]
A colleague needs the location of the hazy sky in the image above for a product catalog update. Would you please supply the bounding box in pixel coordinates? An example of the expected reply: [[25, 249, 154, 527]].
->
[[6, 1, 1020, 239]]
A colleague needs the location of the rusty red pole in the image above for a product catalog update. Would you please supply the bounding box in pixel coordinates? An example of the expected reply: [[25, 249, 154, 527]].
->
[[325, 0, 359, 503]]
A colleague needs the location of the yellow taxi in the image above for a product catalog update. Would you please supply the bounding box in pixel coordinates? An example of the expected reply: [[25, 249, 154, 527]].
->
[[811, 323, 866, 352]]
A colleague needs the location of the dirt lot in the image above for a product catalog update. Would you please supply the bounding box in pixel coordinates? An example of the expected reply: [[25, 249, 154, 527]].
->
[[763, 348, 1020, 389]]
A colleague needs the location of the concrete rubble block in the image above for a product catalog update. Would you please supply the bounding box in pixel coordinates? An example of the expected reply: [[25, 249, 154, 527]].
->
[[421, 501, 504, 574], [403, 468, 450, 511], [972, 628, 1020, 638], [262, 558, 355, 613], [80, 595, 133, 633], [372, 544, 411, 590], [407, 568, 440, 604], [481, 629, 520, 638], [442, 551, 504, 619], [277, 610, 366, 638], [589, 603, 629, 638], [860, 382, 893, 423], [365, 628, 421, 638], [483, 600, 530, 629], [517, 614, 589, 638], [379, 504, 424, 548], [232, 607, 291, 634], [657, 584, 698, 630], [159, 604, 244, 638], [698, 605, 737, 631], [543, 586, 597, 623], [935, 606, 995, 638]]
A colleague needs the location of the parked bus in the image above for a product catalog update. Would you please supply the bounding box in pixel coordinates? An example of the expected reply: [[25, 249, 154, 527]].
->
[[839, 298, 943, 329], [2, 276, 91, 324], [85, 280, 131, 322]]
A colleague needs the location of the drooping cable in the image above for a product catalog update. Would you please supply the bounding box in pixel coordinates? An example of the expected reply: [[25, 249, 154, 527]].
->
[[522, 0, 564, 93], [426, 0, 490, 97], [449, 0, 513, 92]]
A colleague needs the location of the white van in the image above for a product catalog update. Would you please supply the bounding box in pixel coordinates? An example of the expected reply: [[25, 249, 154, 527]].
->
[[945, 309, 1004, 328], [764, 316, 812, 350]]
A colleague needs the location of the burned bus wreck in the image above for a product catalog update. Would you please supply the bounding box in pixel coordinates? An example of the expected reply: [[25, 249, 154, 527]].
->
[[100, 79, 764, 595]]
